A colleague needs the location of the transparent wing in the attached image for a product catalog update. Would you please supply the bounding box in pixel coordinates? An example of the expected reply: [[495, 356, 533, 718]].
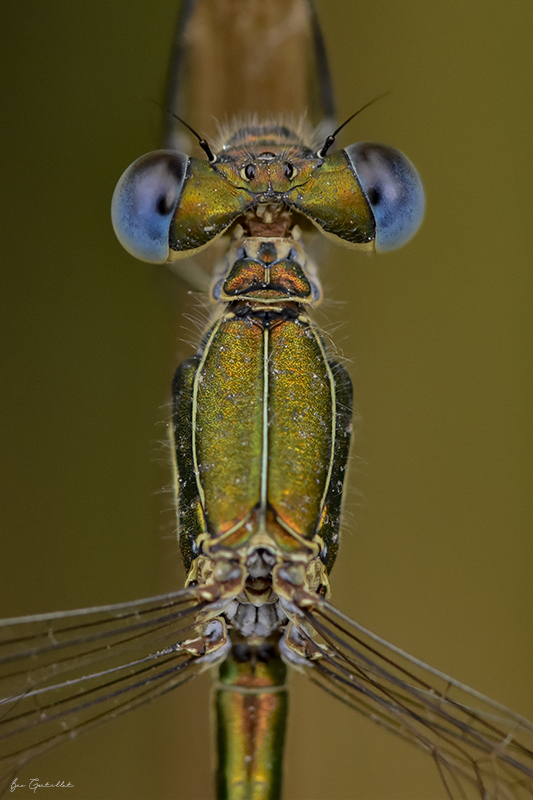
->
[[292, 600, 533, 800], [0, 589, 210, 793]]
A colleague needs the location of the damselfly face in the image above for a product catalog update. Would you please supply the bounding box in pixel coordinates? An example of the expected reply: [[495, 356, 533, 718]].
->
[[1, 1, 532, 798]]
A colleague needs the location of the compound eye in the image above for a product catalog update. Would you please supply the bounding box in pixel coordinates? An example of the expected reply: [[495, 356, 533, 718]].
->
[[111, 150, 189, 263], [344, 142, 425, 251]]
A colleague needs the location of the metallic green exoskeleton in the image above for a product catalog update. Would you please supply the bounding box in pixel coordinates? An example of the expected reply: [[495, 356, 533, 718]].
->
[[171, 232, 353, 577]]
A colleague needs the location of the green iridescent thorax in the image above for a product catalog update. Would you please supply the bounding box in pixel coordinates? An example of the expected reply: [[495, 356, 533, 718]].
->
[[171, 236, 352, 574]]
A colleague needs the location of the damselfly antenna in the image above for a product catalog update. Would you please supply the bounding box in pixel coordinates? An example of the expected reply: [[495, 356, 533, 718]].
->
[[317, 92, 391, 158], [169, 112, 217, 163]]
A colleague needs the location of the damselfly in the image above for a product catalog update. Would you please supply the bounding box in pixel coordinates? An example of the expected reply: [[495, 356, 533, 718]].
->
[[1, 1, 532, 796]]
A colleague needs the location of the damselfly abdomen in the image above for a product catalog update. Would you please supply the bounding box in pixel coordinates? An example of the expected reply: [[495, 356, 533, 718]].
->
[[1, 1, 525, 796]]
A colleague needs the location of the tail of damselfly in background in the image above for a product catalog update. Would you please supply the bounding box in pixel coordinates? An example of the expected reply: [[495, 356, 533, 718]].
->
[[164, 0, 335, 151]]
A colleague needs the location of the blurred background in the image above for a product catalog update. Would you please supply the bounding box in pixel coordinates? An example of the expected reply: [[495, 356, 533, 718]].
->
[[1, 1, 532, 798]]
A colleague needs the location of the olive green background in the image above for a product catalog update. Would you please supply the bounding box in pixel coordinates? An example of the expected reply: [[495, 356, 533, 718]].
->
[[1, 1, 532, 798]]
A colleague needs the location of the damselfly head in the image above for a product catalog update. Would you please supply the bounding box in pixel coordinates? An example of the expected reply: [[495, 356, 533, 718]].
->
[[112, 125, 424, 264]]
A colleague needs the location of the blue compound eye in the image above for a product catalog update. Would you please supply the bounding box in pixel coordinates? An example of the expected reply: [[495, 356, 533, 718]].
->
[[344, 143, 425, 251], [111, 150, 189, 263]]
